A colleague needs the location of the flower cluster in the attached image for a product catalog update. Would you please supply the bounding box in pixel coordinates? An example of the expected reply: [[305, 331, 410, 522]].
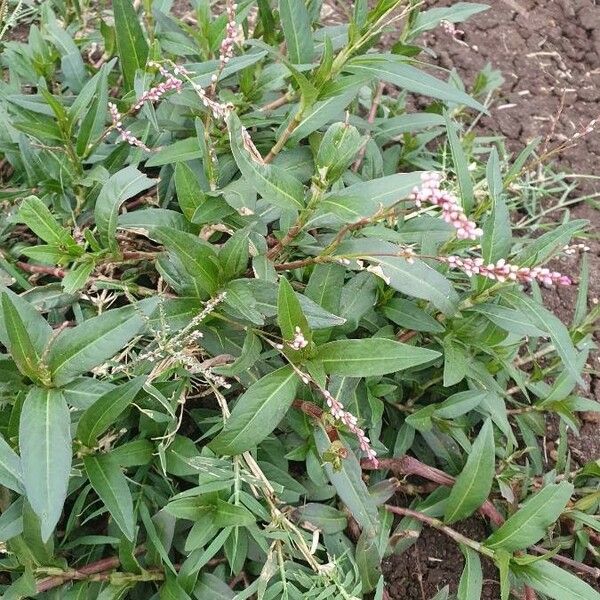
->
[[215, 1, 238, 79], [443, 256, 572, 286], [134, 62, 185, 111], [108, 102, 151, 151], [563, 243, 590, 255], [289, 326, 309, 350], [410, 172, 482, 240], [322, 389, 378, 464]]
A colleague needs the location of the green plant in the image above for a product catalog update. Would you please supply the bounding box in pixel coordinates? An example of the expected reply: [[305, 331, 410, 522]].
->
[[0, 1, 598, 599]]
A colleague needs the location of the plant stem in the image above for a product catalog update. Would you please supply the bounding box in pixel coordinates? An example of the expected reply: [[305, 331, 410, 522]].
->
[[264, 113, 302, 164], [352, 82, 385, 172], [385, 504, 496, 558]]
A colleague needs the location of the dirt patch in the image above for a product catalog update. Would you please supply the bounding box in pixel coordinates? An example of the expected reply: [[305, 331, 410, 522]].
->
[[383, 517, 500, 599]]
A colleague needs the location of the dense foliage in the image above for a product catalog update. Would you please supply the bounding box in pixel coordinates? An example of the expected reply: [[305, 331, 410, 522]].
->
[[0, 0, 598, 598]]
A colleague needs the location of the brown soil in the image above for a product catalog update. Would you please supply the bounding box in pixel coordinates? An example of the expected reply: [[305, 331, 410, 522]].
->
[[383, 517, 500, 599]]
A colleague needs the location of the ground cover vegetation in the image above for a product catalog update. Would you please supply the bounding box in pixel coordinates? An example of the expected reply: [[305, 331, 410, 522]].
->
[[0, 0, 598, 598]]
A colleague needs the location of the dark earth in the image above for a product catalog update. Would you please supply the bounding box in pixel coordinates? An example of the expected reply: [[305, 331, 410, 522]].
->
[[378, 0, 600, 597]]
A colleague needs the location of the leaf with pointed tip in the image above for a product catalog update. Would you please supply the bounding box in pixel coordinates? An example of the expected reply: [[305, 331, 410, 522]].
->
[[19, 387, 72, 542], [112, 0, 149, 90], [312, 338, 440, 377], [77, 377, 146, 446], [444, 420, 495, 523], [84, 453, 135, 541], [484, 482, 574, 552], [209, 366, 298, 455], [227, 113, 305, 211], [48, 299, 159, 386], [1, 293, 46, 383]]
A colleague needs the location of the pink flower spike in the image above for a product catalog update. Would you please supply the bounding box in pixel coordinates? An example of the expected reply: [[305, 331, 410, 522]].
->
[[443, 256, 572, 287], [410, 172, 481, 240]]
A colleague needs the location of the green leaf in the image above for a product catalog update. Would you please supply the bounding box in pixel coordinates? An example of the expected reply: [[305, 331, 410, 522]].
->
[[154, 227, 221, 297], [84, 453, 135, 540], [19, 387, 72, 542], [213, 500, 255, 527], [278, 0, 314, 64], [484, 482, 574, 552], [145, 138, 203, 167], [95, 166, 156, 252], [312, 339, 440, 376], [374, 113, 446, 143], [175, 162, 207, 222], [346, 242, 459, 314], [314, 427, 379, 535], [62, 262, 94, 295], [356, 529, 381, 593], [294, 503, 347, 534], [409, 3, 489, 40], [48, 299, 159, 386], [209, 366, 299, 455], [227, 113, 305, 211], [444, 419, 495, 523], [77, 377, 146, 446], [317, 172, 422, 223], [470, 304, 546, 338], [0, 287, 52, 354], [518, 219, 587, 266], [435, 391, 486, 420], [277, 277, 311, 348], [112, 0, 149, 90], [457, 546, 483, 600], [482, 176, 511, 263], [19, 196, 79, 252], [502, 290, 582, 385], [219, 230, 250, 281], [512, 559, 600, 600], [442, 337, 468, 388], [1, 293, 46, 383], [445, 114, 474, 213], [0, 435, 24, 493], [382, 298, 445, 333], [345, 56, 486, 112], [76, 62, 110, 156]]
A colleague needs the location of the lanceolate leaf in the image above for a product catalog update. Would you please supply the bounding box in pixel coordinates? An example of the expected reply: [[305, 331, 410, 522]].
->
[[444, 419, 495, 523], [77, 377, 146, 446], [175, 162, 207, 222], [0, 287, 52, 354], [47, 299, 159, 386], [1, 293, 46, 383], [512, 559, 600, 600], [0, 435, 24, 493], [209, 366, 299, 455], [227, 113, 305, 211], [112, 0, 149, 90], [312, 339, 440, 376], [94, 166, 156, 252], [345, 56, 486, 112], [314, 427, 379, 536], [154, 227, 221, 297], [502, 290, 582, 385], [84, 453, 135, 541], [277, 277, 311, 347], [19, 387, 72, 542], [278, 0, 314, 64], [18, 195, 79, 251], [457, 546, 483, 600], [484, 482, 574, 552]]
